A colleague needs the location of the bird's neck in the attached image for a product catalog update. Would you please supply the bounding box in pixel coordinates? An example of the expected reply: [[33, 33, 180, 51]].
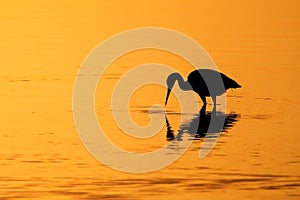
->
[[177, 77, 192, 91]]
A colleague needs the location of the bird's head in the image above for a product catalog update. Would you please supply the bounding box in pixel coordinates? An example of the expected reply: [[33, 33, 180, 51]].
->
[[165, 72, 180, 106]]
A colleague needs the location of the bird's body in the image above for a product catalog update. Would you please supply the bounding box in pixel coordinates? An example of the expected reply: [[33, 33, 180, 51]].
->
[[165, 69, 241, 105]]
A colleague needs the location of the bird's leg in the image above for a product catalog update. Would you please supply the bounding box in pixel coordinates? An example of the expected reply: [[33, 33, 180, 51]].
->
[[212, 96, 216, 106], [200, 95, 207, 105], [212, 104, 216, 115], [200, 104, 206, 115]]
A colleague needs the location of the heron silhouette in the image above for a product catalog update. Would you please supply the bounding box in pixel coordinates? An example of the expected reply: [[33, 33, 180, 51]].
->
[[165, 69, 241, 106]]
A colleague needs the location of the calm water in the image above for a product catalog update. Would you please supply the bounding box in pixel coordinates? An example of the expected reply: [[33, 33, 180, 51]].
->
[[0, 1, 300, 199]]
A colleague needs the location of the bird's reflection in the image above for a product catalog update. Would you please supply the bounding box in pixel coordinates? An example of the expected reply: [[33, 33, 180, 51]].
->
[[165, 105, 240, 141]]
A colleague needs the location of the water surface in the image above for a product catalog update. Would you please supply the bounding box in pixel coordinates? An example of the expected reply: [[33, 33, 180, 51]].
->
[[0, 1, 299, 199]]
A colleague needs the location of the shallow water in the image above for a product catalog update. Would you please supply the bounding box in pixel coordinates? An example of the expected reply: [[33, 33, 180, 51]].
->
[[0, 1, 300, 199]]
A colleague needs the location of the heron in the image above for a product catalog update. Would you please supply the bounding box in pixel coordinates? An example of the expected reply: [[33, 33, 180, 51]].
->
[[165, 69, 241, 106]]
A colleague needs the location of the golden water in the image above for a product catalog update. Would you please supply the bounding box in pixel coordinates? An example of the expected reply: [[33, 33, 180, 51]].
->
[[0, 1, 299, 199]]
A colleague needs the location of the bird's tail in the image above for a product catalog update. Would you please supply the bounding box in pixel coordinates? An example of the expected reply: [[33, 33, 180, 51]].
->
[[235, 83, 242, 88], [232, 81, 241, 88]]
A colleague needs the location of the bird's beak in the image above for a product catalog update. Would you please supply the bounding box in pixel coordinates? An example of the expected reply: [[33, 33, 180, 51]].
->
[[165, 88, 171, 106]]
